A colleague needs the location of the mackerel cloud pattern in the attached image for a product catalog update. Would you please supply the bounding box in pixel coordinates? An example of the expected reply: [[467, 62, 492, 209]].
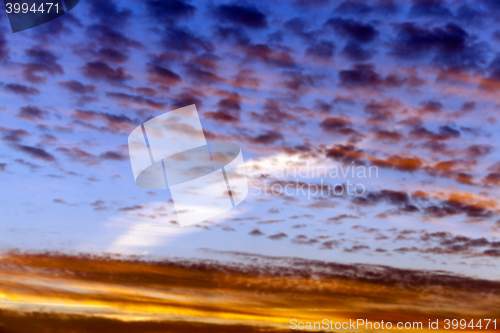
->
[[128, 105, 248, 227]]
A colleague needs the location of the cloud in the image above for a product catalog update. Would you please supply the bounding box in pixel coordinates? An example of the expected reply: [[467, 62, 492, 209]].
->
[[59, 80, 96, 94], [293, 0, 331, 10], [146, 0, 196, 22], [374, 130, 403, 141], [340, 41, 372, 61], [327, 214, 359, 222], [205, 91, 244, 123], [17, 106, 48, 121], [467, 144, 493, 157], [324, 17, 379, 43], [88, 0, 132, 27], [284, 17, 312, 40], [118, 205, 143, 212], [409, 125, 460, 141], [205, 110, 239, 123], [14, 158, 40, 171], [479, 54, 500, 90], [482, 172, 500, 185], [409, 0, 453, 17], [280, 70, 323, 95], [344, 245, 370, 252], [364, 100, 397, 123], [22, 47, 64, 83], [1, 0, 500, 290], [249, 228, 264, 236], [306, 40, 336, 60], [334, 0, 398, 15], [213, 4, 267, 29], [106, 92, 166, 109], [320, 116, 359, 136], [250, 100, 296, 124], [82, 61, 132, 83], [0, 250, 495, 332], [334, 0, 371, 14], [162, 27, 214, 53], [31, 12, 81, 40], [423, 199, 494, 219], [184, 63, 227, 85], [71, 109, 137, 133], [353, 189, 411, 207], [239, 43, 296, 68], [418, 100, 442, 113], [92, 47, 129, 63], [14, 144, 56, 162], [0, 32, 8, 60], [86, 24, 140, 50], [147, 63, 182, 85], [389, 230, 500, 257], [0, 127, 31, 143], [233, 68, 260, 87], [56, 147, 99, 165], [100, 151, 127, 161], [338, 64, 406, 89], [170, 90, 204, 109], [390, 22, 487, 71], [268, 232, 288, 240], [249, 131, 284, 145], [0, 310, 288, 333], [292, 234, 320, 245], [4, 83, 40, 96]]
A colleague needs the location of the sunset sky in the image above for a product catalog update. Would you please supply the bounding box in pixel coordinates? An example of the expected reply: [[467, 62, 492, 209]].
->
[[0, 0, 500, 330], [0, 251, 499, 332]]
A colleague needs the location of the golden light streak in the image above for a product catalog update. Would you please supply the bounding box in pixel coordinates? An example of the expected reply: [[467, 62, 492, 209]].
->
[[0, 252, 498, 332]]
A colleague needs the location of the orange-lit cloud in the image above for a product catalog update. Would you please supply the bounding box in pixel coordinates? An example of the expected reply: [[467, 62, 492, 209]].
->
[[0, 251, 498, 332]]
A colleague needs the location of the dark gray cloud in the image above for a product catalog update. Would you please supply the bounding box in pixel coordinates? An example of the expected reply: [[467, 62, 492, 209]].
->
[[14, 144, 56, 162], [213, 4, 267, 29], [324, 17, 379, 43]]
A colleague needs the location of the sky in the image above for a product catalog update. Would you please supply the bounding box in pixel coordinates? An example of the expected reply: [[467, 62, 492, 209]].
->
[[1, 0, 500, 307], [0, 251, 498, 332]]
